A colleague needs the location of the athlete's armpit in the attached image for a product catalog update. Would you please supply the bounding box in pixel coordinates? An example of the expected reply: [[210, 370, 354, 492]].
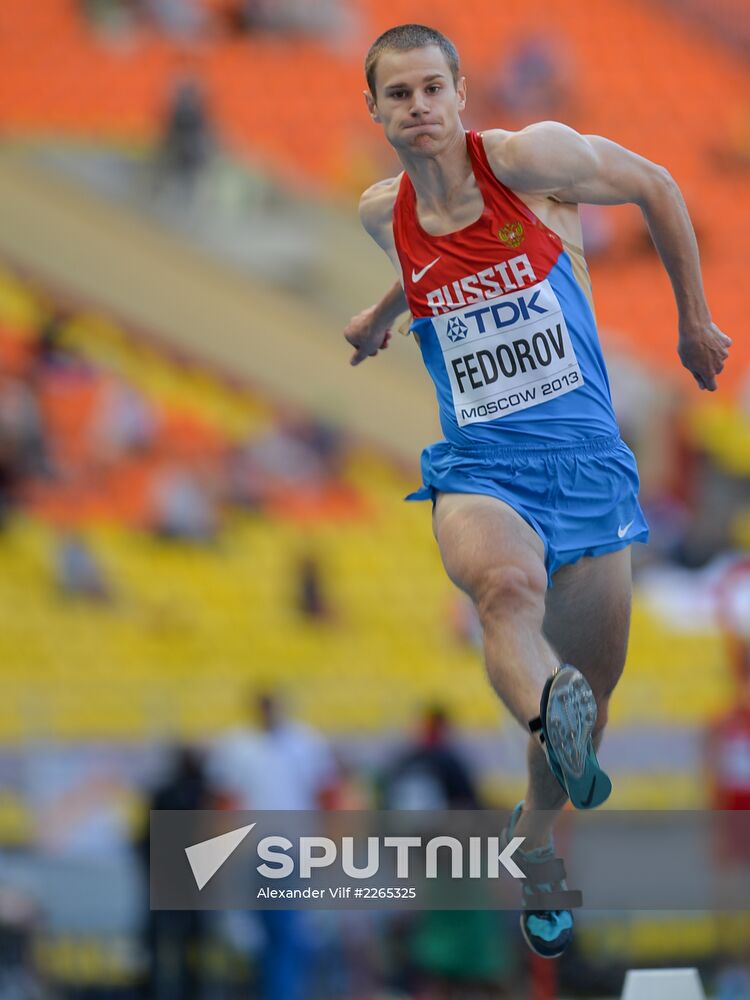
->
[[358, 176, 401, 248], [358, 176, 404, 285]]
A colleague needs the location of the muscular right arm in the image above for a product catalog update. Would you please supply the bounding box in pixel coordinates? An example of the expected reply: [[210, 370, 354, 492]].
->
[[484, 123, 731, 391], [344, 178, 409, 366]]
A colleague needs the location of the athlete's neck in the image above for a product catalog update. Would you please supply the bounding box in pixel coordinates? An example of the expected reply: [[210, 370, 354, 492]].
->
[[399, 128, 474, 215]]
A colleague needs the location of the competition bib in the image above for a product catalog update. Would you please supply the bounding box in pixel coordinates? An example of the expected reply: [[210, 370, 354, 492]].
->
[[431, 279, 583, 427]]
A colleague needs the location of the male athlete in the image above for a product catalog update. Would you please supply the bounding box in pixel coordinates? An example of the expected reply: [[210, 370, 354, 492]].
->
[[344, 24, 731, 957]]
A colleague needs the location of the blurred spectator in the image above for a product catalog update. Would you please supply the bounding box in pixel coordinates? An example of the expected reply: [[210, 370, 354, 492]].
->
[[381, 705, 481, 811], [704, 643, 750, 961], [0, 441, 18, 532], [144, 0, 206, 38], [705, 663, 750, 996], [141, 748, 212, 1000], [0, 889, 44, 1000], [236, 0, 266, 31], [79, 0, 142, 39], [32, 310, 91, 384], [54, 531, 114, 603], [406, 908, 518, 1000], [91, 376, 157, 461], [0, 373, 49, 480], [295, 417, 344, 478], [151, 463, 218, 542], [715, 964, 750, 999], [250, 419, 332, 491], [209, 692, 336, 1000], [156, 75, 216, 205], [224, 441, 265, 510], [706, 666, 750, 814], [209, 690, 336, 811], [148, 746, 211, 812], [236, 0, 345, 39], [0, 372, 50, 527], [672, 454, 741, 568], [294, 552, 333, 622], [318, 751, 372, 811], [381, 709, 520, 997], [489, 33, 574, 122], [33, 311, 72, 373], [199, 0, 245, 35]]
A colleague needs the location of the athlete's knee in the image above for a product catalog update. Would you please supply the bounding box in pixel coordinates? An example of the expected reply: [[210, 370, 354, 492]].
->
[[474, 561, 547, 627]]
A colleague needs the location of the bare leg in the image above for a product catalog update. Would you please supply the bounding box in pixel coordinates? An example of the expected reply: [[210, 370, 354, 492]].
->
[[433, 492, 559, 727], [432, 493, 565, 849], [433, 492, 633, 849], [543, 547, 632, 709], [519, 547, 633, 845]]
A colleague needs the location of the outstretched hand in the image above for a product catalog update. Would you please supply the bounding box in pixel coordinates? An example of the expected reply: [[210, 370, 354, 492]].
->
[[678, 319, 732, 391], [344, 305, 392, 367]]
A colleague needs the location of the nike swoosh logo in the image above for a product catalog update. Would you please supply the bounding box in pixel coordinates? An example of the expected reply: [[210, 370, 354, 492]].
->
[[411, 257, 441, 283], [580, 777, 597, 808], [617, 519, 634, 539]]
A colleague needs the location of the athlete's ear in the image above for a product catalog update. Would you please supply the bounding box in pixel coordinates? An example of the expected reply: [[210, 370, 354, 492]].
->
[[364, 90, 381, 123], [456, 75, 467, 112]]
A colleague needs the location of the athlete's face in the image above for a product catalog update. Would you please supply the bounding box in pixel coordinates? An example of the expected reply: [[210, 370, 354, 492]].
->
[[365, 46, 466, 154]]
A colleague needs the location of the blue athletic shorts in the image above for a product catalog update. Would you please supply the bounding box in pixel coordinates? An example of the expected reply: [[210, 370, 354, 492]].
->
[[405, 434, 649, 586]]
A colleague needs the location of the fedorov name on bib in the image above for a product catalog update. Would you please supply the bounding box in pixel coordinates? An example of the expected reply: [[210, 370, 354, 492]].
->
[[432, 278, 584, 427]]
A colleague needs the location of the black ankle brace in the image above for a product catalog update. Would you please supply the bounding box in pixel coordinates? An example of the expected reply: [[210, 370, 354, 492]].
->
[[528, 715, 544, 743]]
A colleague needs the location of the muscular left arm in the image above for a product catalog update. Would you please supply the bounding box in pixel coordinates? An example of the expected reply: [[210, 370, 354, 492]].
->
[[491, 123, 732, 391]]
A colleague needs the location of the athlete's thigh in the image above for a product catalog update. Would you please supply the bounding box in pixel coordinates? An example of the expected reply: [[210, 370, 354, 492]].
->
[[432, 491, 546, 598], [542, 547, 633, 698]]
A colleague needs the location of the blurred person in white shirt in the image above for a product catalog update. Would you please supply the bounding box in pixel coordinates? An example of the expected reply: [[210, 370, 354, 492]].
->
[[209, 690, 336, 811], [208, 691, 337, 1000]]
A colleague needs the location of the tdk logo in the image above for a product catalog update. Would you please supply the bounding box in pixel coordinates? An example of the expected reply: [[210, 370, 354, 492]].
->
[[446, 317, 469, 343], [464, 290, 547, 336]]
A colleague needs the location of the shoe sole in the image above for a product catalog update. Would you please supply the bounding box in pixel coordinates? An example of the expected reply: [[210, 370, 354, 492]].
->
[[542, 666, 612, 809], [519, 911, 573, 959]]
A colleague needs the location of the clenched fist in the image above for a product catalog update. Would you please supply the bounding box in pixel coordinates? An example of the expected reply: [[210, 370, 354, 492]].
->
[[344, 305, 392, 367], [678, 319, 732, 391]]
